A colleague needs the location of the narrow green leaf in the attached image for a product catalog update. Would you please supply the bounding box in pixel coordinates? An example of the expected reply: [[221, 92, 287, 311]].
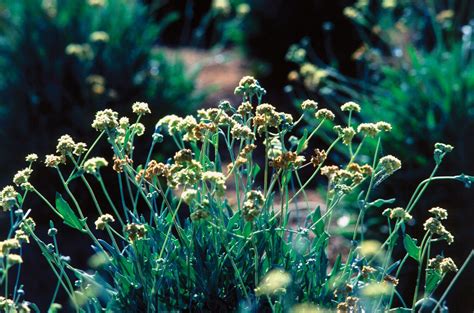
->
[[243, 222, 252, 238], [403, 235, 420, 262], [55, 193, 87, 233], [251, 164, 261, 179], [296, 129, 308, 154], [311, 206, 325, 236]]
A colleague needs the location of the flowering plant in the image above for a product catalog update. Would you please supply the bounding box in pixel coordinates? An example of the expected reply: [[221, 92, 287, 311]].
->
[[0, 77, 472, 312]]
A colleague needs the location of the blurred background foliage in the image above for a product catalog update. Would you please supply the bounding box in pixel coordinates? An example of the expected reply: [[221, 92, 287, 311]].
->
[[286, 0, 473, 171], [0, 0, 206, 184]]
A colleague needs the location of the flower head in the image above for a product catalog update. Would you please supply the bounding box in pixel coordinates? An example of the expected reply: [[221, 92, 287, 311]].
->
[[429, 207, 448, 220], [45, 154, 65, 168], [334, 126, 356, 145], [243, 190, 265, 221], [25, 154, 38, 163], [376, 121, 392, 132], [13, 168, 33, 187], [125, 223, 147, 242], [94, 214, 115, 230], [92, 109, 119, 131], [56, 134, 76, 155], [234, 76, 266, 98], [315, 108, 335, 121], [0, 186, 18, 212], [84, 157, 108, 174], [255, 269, 292, 296], [90, 31, 109, 42], [378, 155, 401, 174], [341, 101, 361, 112], [132, 102, 151, 115], [301, 99, 318, 111], [357, 123, 380, 137], [73, 142, 88, 156]]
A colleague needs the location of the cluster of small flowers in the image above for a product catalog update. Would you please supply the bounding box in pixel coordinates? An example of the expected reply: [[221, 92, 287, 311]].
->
[[56, 134, 88, 156], [94, 214, 115, 230], [65, 43, 93, 60], [135, 160, 169, 183], [315, 108, 335, 121], [270, 151, 305, 170], [242, 190, 265, 221], [427, 255, 458, 273], [321, 163, 372, 195], [132, 102, 151, 115], [182, 189, 198, 205], [0, 297, 32, 313], [0, 186, 19, 211], [337, 296, 359, 313], [301, 99, 318, 111], [254, 269, 291, 296], [298, 63, 329, 90], [125, 223, 147, 242], [227, 144, 256, 172], [423, 207, 454, 244], [90, 31, 109, 43], [341, 101, 361, 112], [434, 142, 454, 164], [158, 109, 234, 142], [377, 155, 402, 175], [234, 76, 266, 99], [45, 154, 66, 168], [92, 109, 119, 131], [361, 265, 376, 278], [310, 149, 327, 167], [84, 157, 108, 174], [202, 171, 227, 196], [253, 103, 284, 134], [334, 126, 356, 145], [88, 0, 106, 7], [112, 155, 133, 173], [382, 207, 412, 221]]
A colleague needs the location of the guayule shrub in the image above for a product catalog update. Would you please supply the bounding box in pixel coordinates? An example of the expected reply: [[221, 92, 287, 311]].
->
[[1, 78, 472, 312]]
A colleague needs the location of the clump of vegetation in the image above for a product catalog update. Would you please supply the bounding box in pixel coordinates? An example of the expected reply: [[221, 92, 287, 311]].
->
[[0, 77, 472, 311]]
